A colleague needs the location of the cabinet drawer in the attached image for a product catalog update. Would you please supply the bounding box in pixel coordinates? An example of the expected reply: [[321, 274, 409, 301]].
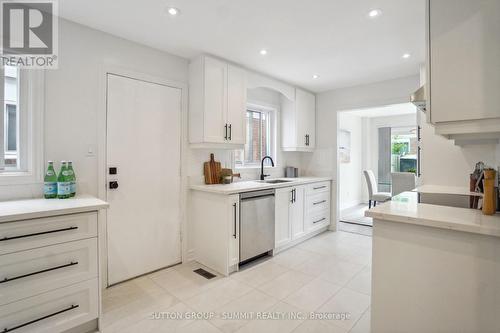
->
[[306, 192, 330, 216], [0, 278, 98, 333], [0, 238, 98, 306], [306, 211, 330, 231], [0, 212, 97, 255], [306, 181, 330, 195]]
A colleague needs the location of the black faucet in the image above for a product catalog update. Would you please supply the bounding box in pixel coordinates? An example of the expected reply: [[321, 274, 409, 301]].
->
[[260, 156, 275, 180]]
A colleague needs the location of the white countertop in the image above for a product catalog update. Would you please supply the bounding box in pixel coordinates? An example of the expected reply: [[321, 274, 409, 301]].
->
[[366, 191, 500, 237], [0, 195, 109, 223], [190, 177, 332, 194], [413, 184, 483, 197]]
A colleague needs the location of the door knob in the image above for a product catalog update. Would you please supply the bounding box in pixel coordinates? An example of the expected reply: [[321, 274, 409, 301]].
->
[[109, 181, 119, 190]]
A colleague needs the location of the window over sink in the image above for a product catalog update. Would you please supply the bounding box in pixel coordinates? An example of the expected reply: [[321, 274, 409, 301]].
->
[[234, 104, 276, 167]]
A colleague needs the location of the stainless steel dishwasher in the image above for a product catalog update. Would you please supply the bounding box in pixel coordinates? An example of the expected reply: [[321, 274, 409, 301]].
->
[[239, 189, 275, 264]]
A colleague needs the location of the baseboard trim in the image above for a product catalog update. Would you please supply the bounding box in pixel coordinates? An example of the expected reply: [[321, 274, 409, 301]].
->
[[186, 249, 195, 262]]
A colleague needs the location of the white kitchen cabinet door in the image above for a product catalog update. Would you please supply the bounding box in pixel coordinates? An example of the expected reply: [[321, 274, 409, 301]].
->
[[275, 187, 292, 248], [429, 0, 500, 123], [228, 195, 240, 268], [203, 56, 228, 142], [281, 89, 316, 151], [296, 88, 315, 149], [189, 55, 248, 147], [291, 186, 305, 239], [227, 65, 247, 145]]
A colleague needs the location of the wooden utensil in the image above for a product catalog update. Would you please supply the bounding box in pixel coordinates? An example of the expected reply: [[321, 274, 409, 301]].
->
[[220, 168, 242, 183], [482, 169, 496, 215], [204, 154, 222, 184]]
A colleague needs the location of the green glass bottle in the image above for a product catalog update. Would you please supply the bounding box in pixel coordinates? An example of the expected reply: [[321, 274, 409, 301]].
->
[[43, 161, 57, 199], [67, 161, 76, 197], [57, 161, 71, 199]]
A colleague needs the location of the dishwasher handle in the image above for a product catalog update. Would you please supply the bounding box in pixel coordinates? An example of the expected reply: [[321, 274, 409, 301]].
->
[[240, 189, 275, 200]]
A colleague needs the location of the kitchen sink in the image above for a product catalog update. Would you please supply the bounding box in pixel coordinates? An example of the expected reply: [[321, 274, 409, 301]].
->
[[255, 179, 293, 184]]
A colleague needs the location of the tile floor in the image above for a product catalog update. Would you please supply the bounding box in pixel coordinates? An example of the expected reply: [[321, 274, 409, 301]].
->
[[340, 204, 372, 226], [101, 231, 372, 333]]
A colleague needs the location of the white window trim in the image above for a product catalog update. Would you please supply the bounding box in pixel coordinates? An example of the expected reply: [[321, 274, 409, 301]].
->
[[234, 101, 278, 169], [0, 69, 44, 185]]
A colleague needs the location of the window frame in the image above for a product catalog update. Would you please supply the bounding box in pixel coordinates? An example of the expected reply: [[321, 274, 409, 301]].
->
[[235, 102, 277, 169], [0, 67, 44, 185]]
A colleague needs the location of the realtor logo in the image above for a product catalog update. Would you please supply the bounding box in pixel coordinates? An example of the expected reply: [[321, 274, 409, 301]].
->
[[1, 0, 58, 68]]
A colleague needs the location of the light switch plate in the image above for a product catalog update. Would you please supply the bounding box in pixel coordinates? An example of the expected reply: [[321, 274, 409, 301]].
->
[[86, 144, 97, 157]]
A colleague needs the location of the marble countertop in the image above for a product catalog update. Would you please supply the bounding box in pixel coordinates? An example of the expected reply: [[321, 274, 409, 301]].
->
[[413, 184, 483, 197], [366, 191, 500, 237], [0, 195, 109, 223], [190, 177, 332, 194]]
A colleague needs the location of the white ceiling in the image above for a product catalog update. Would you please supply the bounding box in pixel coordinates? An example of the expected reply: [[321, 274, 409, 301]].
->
[[59, 0, 425, 92], [341, 103, 416, 118]]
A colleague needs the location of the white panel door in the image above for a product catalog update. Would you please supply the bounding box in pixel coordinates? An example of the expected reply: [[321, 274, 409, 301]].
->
[[291, 186, 305, 239], [203, 57, 227, 143], [106, 74, 182, 285], [275, 187, 292, 248], [227, 65, 247, 144]]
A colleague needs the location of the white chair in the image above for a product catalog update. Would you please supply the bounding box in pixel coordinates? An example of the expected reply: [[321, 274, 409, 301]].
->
[[391, 172, 416, 196], [363, 170, 391, 209]]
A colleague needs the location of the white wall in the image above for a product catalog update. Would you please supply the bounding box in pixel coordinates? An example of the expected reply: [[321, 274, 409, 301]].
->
[[43, 20, 190, 198], [308, 75, 421, 227], [338, 113, 363, 210]]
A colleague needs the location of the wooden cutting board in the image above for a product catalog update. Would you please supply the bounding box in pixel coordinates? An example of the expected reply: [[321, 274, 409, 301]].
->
[[204, 153, 222, 184]]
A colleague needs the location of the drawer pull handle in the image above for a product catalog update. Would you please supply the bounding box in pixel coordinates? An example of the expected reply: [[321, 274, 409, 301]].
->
[[313, 186, 327, 190], [313, 217, 326, 224], [0, 261, 79, 284], [0, 226, 78, 242], [313, 200, 326, 205], [2, 304, 79, 332]]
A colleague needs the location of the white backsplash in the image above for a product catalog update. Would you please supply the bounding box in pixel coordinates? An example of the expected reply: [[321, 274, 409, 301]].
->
[[187, 147, 311, 185]]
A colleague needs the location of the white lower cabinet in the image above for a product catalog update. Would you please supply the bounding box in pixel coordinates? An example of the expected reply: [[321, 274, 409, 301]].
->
[[275, 186, 306, 249], [275, 188, 292, 248], [275, 181, 331, 251], [192, 191, 240, 276], [193, 180, 331, 275], [0, 279, 98, 333], [228, 195, 240, 268], [0, 238, 98, 306], [0, 211, 101, 333], [290, 186, 306, 239]]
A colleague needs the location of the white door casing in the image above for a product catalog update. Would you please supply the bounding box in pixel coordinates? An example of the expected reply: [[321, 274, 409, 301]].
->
[[106, 74, 182, 285]]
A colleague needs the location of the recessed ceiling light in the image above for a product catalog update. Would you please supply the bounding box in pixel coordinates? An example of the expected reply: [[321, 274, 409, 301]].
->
[[259, 49, 268, 56], [368, 9, 382, 18], [312, 74, 320, 79], [167, 7, 180, 16], [402, 53, 411, 59]]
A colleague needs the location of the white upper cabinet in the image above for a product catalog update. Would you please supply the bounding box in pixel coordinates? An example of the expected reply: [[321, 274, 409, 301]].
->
[[189, 55, 246, 146], [281, 88, 316, 152], [428, 0, 500, 128], [227, 65, 247, 145]]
